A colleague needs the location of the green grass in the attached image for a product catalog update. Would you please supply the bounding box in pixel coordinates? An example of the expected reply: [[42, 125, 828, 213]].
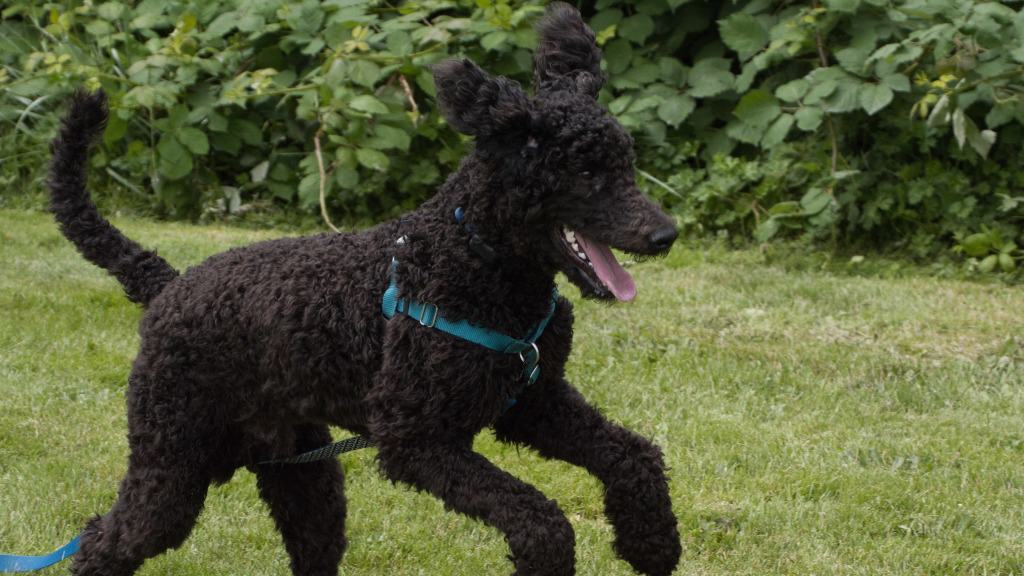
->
[[1, 208, 1023, 575]]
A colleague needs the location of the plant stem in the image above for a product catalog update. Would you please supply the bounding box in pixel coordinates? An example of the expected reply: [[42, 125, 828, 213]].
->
[[638, 169, 683, 199], [314, 128, 340, 233]]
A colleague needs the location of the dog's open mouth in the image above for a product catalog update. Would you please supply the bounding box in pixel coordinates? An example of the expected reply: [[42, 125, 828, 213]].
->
[[558, 226, 636, 302]]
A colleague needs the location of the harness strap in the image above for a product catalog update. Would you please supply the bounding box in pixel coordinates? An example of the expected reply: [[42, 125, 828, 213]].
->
[[381, 258, 557, 387], [0, 537, 80, 573]]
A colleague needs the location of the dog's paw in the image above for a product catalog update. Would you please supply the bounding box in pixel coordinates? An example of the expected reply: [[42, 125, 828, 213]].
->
[[612, 523, 681, 576]]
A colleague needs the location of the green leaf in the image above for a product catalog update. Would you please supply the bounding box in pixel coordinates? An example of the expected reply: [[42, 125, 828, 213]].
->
[[881, 73, 911, 93], [620, 61, 661, 84], [85, 20, 114, 36], [725, 119, 764, 145], [481, 31, 509, 51], [238, 14, 264, 32], [952, 108, 967, 150], [157, 135, 193, 180], [719, 13, 768, 60], [658, 57, 688, 87], [356, 148, 390, 171], [204, 12, 238, 38], [250, 161, 270, 184], [627, 96, 661, 114], [230, 119, 262, 146], [349, 95, 389, 114], [859, 83, 893, 116], [335, 166, 360, 190], [177, 127, 209, 155], [207, 112, 228, 133], [761, 113, 794, 148], [834, 25, 878, 74], [800, 187, 832, 215], [298, 173, 322, 207], [590, 9, 623, 34], [302, 38, 326, 55], [961, 233, 991, 257], [979, 254, 999, 273], [795, 107, 824, 131], [211, 132, 241, 155], [967, 124, 997, 158], [754, 217, 780, 242], [769, 202, 801, 216], [609, 95, 633, 115], [734, 62, 759, 93], [636, 0, 670, 15], [386, 30, 413, 55], [688, 58, 734, 98], [823, 79, 865, 113], [733, 89, 781, 127], [618, 14, 655, 44], [97, 2, 126, 20], [657, 95, 696, 127], [349, 60, 381, 88], [604, 39, 633, 74], [999, 253, 1016, 272], [369, 124, 411, 151], [804, 80, 839, 105], [131, 12, 164, 30], [824, 0, 861, 13], [775, 79, 809, 103]]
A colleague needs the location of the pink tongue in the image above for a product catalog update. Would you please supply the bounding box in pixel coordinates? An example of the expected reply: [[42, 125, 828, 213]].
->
[[576, 232, 636, 302]]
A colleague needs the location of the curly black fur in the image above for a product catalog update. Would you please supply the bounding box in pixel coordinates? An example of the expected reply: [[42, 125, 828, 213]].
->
[[48, 90, 179, 305], [50, 4, 681, 575]]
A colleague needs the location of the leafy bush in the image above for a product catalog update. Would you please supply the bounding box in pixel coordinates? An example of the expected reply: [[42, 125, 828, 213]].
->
[[609, 0, 1024, 267], [2, 0, 547, 220], [1, 0, 1023, 269]]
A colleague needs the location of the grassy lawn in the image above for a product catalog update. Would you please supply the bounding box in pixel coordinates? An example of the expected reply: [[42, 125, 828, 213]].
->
[[1, 208, 1023, 575]]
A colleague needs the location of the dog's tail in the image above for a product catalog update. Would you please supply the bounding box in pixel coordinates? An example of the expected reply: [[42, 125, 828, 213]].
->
[[48, 90, 179, 306]]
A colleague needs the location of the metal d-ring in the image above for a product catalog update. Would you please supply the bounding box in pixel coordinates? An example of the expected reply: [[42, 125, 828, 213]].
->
[[518, 342, 540, 365], [418, 303, 439, 328]]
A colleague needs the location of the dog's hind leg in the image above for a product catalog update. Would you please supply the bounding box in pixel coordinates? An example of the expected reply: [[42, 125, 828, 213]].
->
[[71, 455, 212, 576], [254, 425, 347, 576], [493, 378, 681, 576]]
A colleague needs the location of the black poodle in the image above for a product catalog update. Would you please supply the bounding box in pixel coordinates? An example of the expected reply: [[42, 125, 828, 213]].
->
[[48, 3, 681, 575]]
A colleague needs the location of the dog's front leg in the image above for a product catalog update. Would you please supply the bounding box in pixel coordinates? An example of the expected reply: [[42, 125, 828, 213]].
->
[[375, 441, 575, 576], [494, 378, 681, 576]]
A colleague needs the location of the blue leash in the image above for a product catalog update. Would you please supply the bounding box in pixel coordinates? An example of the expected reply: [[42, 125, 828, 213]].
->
[[0, 536, 80, 572]]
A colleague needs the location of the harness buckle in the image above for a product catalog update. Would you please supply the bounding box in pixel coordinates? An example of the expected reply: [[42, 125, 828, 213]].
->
[[417, 303, 439, 328]]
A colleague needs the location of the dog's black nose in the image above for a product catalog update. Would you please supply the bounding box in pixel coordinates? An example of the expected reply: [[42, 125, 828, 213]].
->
[[648, 225, 678, 252]]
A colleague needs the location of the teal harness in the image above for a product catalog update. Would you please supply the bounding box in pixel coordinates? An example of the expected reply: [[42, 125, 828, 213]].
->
[[382, 257, 558, 394]]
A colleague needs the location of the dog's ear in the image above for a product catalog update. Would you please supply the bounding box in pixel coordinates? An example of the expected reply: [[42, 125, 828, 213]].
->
[[432, 58, 531, 139], [533, 2, 605, 96]]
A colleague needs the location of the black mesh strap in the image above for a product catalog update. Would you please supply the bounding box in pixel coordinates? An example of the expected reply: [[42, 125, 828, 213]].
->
[[261, 435, 374, 465]]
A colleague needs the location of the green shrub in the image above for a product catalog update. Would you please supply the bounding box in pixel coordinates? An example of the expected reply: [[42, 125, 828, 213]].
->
[[2, 0, 548, 220], [1, 0, 1022, 268]]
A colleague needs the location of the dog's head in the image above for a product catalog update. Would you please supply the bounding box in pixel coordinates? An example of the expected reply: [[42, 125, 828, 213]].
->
[[432, 2, 677, 302]]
